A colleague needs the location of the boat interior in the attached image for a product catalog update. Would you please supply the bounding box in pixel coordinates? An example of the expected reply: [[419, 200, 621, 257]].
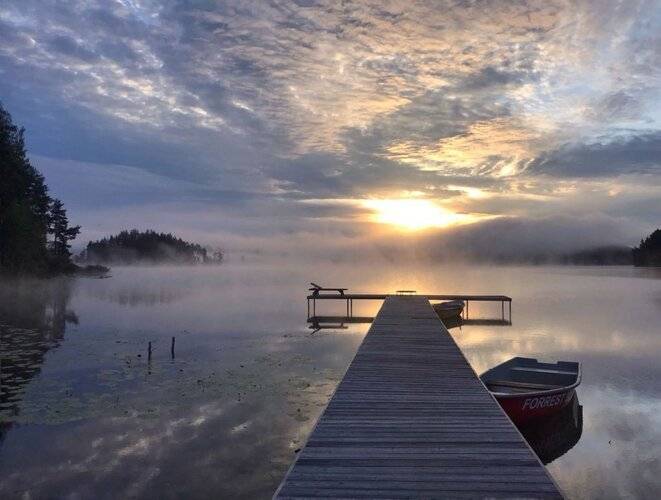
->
[[481, 357, 580, 395]]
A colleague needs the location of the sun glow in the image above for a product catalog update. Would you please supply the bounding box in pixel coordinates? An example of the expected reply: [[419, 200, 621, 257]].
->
[[362, 199, 476, 231]]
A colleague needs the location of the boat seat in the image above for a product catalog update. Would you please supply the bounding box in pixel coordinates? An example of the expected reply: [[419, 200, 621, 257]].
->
[[511, 367, 576, 375]]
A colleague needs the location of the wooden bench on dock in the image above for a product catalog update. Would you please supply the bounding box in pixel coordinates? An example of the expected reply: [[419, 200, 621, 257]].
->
[[276, 296, 561, 499], [309, 282, 348, 296]]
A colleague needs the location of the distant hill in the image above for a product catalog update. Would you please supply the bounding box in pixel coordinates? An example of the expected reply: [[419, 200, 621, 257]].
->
[[632, 229, 661, 267], [559, 246, 633, 265], [79, 230, 223, 265]]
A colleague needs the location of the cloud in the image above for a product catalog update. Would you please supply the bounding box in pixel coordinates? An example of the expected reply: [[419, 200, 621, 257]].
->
[[529, 132, 661, 177], [47, 34, 100, 63], [1, 0, 660, 253]]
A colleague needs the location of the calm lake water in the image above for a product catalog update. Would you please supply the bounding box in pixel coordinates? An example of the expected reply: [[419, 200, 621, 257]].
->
[[1, 263, 660, 499]]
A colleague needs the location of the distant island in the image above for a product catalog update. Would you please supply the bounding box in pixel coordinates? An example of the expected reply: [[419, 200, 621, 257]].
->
[[78, 229, 223, 265], [632, 229, 661, 267]]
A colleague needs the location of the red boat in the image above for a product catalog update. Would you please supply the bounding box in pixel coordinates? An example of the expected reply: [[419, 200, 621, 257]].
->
[[480, 357, 581, 424]]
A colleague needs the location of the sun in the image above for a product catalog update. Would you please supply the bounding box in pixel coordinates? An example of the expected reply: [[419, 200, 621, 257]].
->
[[362, 199, 475, 231]]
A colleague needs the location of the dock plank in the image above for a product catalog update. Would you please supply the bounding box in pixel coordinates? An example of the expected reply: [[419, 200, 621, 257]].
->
[[275, 296, 561, 499]]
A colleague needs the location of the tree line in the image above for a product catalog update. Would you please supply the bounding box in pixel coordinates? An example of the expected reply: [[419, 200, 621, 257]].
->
[[632, 229, 661, 267], [0, 102, 80, 276]]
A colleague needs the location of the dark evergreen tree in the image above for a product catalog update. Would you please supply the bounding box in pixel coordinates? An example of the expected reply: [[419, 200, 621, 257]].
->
[[48, 199, 81, 266], [0, 102, 80, 275], [632, 229, 661, 267]]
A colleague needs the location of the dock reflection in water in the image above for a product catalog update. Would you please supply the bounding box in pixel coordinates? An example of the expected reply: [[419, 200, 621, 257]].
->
[[307, 313, 512, 332], [308, 312, 512, 330]]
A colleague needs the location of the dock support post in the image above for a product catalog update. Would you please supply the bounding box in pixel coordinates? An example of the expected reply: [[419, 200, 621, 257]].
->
[[502, 300, 504, 321]]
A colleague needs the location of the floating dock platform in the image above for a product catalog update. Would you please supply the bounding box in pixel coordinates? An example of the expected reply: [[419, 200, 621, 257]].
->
[[307, 291, 512, 322], [275, 295, 561, 499]]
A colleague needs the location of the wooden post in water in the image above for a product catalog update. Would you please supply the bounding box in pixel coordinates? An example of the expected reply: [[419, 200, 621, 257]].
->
[[148, 341, 152, 360], [171, 336, 176, 359]]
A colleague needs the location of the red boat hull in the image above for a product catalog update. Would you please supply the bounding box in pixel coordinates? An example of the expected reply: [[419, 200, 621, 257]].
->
[[495, 388, 576, 424]]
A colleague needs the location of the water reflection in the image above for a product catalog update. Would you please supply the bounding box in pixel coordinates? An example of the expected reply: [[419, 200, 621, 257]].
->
[[89, 285, 185, 307], [517, 394, 583, 465], [0, 279, 77, 419], [0, 264, 660, 499], [0, 268, 368, 499]]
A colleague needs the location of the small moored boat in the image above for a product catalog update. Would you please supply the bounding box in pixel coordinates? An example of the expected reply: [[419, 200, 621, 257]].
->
[[432, 300, 465, 319], [480, 357, 581, 424]]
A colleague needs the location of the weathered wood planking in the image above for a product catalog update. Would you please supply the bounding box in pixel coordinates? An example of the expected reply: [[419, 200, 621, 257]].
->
[[275, 296, 562, 499]]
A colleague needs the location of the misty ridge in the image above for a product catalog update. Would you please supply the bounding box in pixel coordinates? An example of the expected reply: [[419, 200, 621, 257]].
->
[[235, 215, 646, 266], [77, 229, 224, 266], [414, 217, 637, 265]]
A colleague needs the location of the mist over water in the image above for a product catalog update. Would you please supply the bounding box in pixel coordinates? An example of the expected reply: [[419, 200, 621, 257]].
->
[[1, 263, 661, 499]]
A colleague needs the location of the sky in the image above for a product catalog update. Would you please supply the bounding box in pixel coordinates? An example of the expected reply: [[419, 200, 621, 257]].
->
[[1, 0, 660, 260]]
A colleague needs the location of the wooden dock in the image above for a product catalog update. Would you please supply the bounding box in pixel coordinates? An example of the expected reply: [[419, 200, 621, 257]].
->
[[275, 296, 561, 499]]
